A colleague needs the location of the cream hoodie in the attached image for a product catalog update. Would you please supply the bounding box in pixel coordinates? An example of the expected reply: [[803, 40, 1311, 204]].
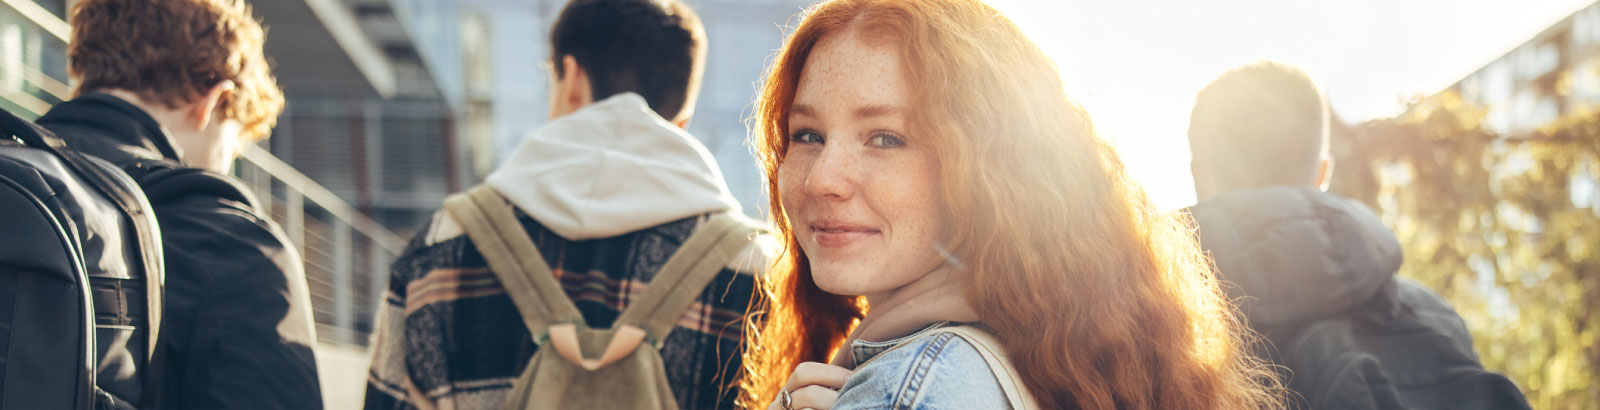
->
[[485, 92, 742, 241]]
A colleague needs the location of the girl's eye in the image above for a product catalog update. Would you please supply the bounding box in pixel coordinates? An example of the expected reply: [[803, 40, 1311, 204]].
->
[[790, 130, 824, 144], [867, 132, 906, 148]]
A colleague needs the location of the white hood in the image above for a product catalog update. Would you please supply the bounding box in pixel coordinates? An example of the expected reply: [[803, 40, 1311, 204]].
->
[[485, 93, 740, 240]]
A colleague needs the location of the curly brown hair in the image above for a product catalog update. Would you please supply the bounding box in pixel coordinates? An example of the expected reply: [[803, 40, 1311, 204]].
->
[[68, 0, 284, 142]]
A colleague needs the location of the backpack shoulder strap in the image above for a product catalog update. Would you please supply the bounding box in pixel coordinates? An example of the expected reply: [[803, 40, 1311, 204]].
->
[[0, 108, 164, 372], [614, 213, 755, 346], [442, 185, 584, 343], [927, 326, 1039, 410], [128, 159, 259, 210]]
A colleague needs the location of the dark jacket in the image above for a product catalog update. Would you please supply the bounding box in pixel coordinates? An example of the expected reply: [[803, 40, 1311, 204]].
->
[[38, 94, 324, 410], [1190, 186, 1529, 410]]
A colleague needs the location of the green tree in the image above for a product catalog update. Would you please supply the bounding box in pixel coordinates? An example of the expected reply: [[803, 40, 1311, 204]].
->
[[1329, 93, 1600, 410]]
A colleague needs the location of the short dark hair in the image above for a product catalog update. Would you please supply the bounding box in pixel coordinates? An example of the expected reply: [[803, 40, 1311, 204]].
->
[[1188, 60, 1327, 190], [550, 0, 706, 122]]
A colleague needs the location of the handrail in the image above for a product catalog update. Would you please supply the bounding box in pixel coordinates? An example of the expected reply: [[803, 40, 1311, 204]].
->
[[23, 65, 71, 100], [239, 144, 408, 253], [0, 0, 68, 42], [0, 88, 49, 116]]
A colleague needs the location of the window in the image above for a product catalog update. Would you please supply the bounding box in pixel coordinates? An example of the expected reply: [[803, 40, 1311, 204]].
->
[[1515, 43, 1559, 82]]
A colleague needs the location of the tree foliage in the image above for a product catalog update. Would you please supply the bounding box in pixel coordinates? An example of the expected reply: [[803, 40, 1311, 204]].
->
[[1329, 93, 1600, 410]]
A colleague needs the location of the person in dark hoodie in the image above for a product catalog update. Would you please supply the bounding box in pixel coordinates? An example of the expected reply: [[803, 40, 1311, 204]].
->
[[362, 1, 766, 409], [36, 1, 322, 409], [1186, 60, 1530, 410]]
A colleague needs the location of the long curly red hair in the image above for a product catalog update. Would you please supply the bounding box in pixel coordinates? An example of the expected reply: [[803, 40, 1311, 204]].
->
[[739, 0, 1284, 409]]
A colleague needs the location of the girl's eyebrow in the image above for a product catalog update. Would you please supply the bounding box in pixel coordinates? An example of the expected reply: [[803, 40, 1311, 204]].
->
[[790, 103, 902, 120], [852, 104, 901, 120], [792, 104, 818, 118]]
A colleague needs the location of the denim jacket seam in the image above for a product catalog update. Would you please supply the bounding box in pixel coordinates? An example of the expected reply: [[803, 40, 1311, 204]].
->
[[851, 321, 952, 367], [890, 333, 958, 410], [855, 321, 952, 349]]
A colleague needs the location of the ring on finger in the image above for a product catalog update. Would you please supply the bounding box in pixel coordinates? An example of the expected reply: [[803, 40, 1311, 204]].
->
[[779, 389, 794, 410]]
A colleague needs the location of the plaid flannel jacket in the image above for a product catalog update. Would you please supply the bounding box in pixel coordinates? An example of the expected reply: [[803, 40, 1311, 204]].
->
[[363, 208, 762, 410]]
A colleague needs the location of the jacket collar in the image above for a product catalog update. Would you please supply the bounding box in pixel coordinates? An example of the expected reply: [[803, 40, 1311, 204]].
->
[[846, 321, 952, 369], [37, 93, 186, 165]]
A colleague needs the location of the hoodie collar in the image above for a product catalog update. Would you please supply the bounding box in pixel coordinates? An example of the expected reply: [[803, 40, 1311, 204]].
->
[[37, 93, 186, 165], [485, 93, 739, 240], [1189, 186, 1403, 326]]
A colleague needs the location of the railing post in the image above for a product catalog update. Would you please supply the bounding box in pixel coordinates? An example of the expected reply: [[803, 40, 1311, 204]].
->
[[286, 189, 305, 251], [252, 147, 273, 210], [234, 145, 409, 348], [364, 100, 383, 203], [367, 241, 388, 345], [333, 222, 354, 344]]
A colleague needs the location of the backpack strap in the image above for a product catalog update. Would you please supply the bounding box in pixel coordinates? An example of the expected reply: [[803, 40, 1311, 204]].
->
[[0, 108, 165, 387], [925, 326, 1039, 410], [127, 158, 261, 210], [444, 185, 756, 371], [443, 186, 585, 343], [613, 212, 753, 346]]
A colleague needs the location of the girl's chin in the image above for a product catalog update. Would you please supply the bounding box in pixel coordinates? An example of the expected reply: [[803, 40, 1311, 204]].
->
[[811, 272, 864, 295]]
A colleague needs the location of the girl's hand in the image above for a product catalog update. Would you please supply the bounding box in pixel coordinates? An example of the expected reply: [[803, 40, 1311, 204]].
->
[[769, 361, 854, 410]]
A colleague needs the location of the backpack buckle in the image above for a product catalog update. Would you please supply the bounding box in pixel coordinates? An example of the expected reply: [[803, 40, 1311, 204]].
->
[[547, 323, 648, 370]]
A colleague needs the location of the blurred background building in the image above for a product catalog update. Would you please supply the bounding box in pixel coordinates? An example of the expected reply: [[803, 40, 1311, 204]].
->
[[394, 0, 807, 221], [0, 0, 68, 116], [1450, 0, 1600, 133]]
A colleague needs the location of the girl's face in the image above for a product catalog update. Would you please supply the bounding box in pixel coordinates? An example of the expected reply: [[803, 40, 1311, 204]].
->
[[778, 31, 949, 299]]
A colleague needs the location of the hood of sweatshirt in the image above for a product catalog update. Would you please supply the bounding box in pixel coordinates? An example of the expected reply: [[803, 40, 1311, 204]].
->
[[486, 93, 740, 240], [1189, 186, 1403, 326]]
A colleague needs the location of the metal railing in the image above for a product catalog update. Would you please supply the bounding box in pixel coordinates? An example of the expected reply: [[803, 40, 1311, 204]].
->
[[2, 1, 401, 347], [236, 145, 405, 346], [0, 0, 69, 118]]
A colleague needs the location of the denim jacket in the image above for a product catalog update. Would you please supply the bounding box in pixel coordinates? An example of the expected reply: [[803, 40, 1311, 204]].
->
[[833, 322, 1013, 409]]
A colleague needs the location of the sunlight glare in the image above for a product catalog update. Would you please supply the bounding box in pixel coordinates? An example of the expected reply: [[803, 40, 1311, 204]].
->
[[985, 0, 1594, 211]]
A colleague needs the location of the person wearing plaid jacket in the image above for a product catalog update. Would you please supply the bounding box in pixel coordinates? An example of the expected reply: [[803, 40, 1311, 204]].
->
[[362, 1, 768, 409]]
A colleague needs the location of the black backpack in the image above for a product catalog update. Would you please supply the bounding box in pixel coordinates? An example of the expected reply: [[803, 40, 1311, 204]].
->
[[1260, 278, 1531, 410], [0, 108, 164, 410]]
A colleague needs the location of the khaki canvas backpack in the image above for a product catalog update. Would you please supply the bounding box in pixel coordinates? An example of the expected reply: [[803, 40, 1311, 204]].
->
[[443, 185, 756, 410]]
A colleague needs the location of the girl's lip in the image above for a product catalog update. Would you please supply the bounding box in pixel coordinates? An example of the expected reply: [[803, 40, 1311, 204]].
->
[[810, 219, 877, 233], [809, 221, 879, 248], [813, 229, 877, 248]]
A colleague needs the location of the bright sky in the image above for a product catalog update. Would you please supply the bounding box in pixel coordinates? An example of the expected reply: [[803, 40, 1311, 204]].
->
[[986, 0, 1596, 211]]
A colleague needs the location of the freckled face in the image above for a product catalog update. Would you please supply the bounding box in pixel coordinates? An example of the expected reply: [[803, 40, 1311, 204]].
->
[[778, 31, 948, 298]]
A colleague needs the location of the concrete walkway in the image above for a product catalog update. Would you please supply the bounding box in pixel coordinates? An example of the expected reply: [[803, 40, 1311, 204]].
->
[[316, 343, 373, 410]]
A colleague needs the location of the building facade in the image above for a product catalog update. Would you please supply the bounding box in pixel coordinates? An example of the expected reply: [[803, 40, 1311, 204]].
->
[[1451, 0, 1600, 133], [1, 0, 69, 119]]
